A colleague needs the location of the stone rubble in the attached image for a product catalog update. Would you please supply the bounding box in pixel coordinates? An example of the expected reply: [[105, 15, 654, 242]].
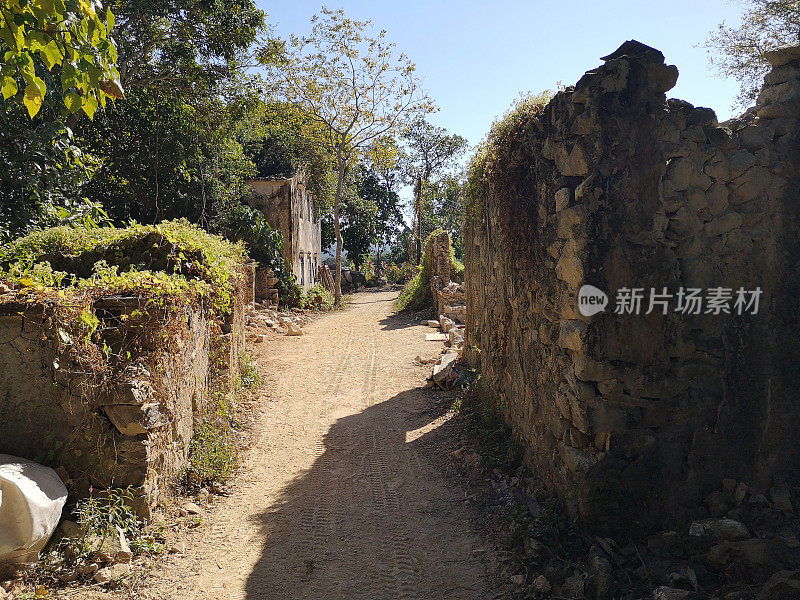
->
[[245, 302, 312, 338]]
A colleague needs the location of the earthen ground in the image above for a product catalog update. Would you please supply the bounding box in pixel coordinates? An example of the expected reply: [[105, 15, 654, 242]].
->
[[69, 290, 501, 600]]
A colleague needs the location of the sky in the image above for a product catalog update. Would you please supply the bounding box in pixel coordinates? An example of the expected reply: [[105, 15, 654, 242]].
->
[[257, 0, 746, 151]]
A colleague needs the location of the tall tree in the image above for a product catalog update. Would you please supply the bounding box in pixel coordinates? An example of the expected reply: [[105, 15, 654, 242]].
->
[[706, 0, 800, 106], [76, 0, 267, 225], [421, 174, 466, 260], [265, 7, 434, 304], [401, 119, 466, 263], [355, 165, 402, 273], [107, 0, 265, 91], [0, 0, 122, 239]]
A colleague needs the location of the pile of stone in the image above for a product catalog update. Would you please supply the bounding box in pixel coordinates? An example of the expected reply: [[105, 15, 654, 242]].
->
[[423, 314, 467, 389], [430, 276, 466, 319], [478, 466, 800, 600], [245, 302, 310, 340]]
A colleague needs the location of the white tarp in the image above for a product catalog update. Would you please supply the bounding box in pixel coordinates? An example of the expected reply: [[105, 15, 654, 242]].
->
[[0, 454, 68, 563]]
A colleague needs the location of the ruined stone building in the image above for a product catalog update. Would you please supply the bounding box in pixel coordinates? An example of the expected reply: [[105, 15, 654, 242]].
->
[[465, 40, 800, 533], [246, 174, 322, 289]]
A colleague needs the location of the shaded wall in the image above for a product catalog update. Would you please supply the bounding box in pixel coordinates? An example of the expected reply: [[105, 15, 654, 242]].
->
[[0, 290, 245, 514], [465, 41, 800, 533]]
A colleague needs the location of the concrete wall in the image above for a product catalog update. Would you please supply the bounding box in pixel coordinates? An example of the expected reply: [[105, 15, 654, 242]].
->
[[247, 176, 322, 290], [464, 41, 800, 533]]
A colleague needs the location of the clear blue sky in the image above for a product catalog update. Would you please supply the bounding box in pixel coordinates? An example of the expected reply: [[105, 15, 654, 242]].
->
[[257, 1, 745, 150]]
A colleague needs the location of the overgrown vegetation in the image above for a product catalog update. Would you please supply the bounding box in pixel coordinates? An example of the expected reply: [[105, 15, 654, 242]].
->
[[14, 488, 165, 595], [300, 284, 336, 311], [451, 374, 524, 473], [396, 228, 462, 311], [0, 219, 246, 315], [466, 91, 553, 215], [71, 488, 162, 556], [706, 0, 800, 107], [185, 393, 239, 488], [183, 347, 261, 490]]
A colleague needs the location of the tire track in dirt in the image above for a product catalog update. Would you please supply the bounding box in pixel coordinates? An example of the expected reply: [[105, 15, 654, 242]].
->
[[91, 291, 492, 600]]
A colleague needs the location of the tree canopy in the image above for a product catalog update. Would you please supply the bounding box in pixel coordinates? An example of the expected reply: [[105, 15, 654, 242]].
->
[[707, 0, 800, 106], [401, 118, 467, 263], [1, 0, 121, 119]]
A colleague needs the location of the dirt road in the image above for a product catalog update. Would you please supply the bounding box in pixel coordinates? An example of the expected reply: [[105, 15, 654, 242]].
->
[[140, 290, 493, 600]]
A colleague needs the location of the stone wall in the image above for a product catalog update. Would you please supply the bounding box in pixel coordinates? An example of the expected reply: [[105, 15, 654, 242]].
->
[[465, 40, 800, 533], [0, 290, 246, 515]]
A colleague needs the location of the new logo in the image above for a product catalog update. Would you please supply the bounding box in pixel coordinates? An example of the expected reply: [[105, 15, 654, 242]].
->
[[577, 284, 608, 317]]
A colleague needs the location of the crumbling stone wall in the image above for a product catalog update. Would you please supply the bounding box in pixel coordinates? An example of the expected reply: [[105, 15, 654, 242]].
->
[[427, 230, 466, 319], [0, 291, 245, 515], [465, 41, 800, 533]]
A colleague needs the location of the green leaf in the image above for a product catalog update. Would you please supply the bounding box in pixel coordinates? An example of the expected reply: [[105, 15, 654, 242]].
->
[[1, 75, 18, 100], [82, 93, 98, 119], [64, 91, 81, 112], [22, 82, 43, 117], [106, 7, 114, 30], [38, 40, 61, 69]]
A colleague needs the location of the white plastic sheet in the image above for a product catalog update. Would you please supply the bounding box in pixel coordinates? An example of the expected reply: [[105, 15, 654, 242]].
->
[[0, 454, 68, 563]]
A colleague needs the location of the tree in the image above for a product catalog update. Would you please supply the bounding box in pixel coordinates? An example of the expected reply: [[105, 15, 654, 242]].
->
[[0, 0, 122, 239], [401, 118, 467, 263], [340, 189, 378, 270], [266, 7, 434, 304], [356, 165, 402, 276], [246, 102, 336, 212], [76, 0, 268, 226], [1, 0, 121, 119], [107, 0, 265, 91], [77, 81, 261, 225], [706, 0, 800, 106], [421, 174, 466, 260]]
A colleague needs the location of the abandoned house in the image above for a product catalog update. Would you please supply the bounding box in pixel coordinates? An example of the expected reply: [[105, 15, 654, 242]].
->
[[245, 174, 322, 289]]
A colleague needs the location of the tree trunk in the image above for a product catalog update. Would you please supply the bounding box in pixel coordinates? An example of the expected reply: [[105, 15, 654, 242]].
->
[[375, 243, 383, 279], [333, 156, 346, 305], [414, 176, 423, 264]]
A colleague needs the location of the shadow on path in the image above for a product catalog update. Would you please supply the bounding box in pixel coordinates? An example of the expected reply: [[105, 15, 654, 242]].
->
[[243, 388, 488, 600]]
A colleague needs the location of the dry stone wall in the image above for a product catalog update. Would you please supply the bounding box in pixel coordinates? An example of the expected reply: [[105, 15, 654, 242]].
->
[[465, 40, 800, 533], [0, 290, 246, 515]]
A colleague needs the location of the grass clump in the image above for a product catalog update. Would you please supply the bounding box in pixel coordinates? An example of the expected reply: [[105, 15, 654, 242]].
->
[[453, 378, 524, 473], [184, 349, 261, 490], [185, 390, 239, 488], [301, 283, 335, 310], [71, 487, 163, 556]]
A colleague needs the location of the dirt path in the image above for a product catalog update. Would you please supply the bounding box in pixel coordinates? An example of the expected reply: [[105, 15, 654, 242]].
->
[[139, 290, 493, 600]]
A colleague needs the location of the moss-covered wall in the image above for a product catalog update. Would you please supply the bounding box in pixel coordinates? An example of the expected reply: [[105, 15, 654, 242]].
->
[[0, 293, 245, 515]]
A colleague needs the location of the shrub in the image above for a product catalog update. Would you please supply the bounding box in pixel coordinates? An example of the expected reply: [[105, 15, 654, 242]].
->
[[301, 283, 335, 310], [69, 487, 163, 557], [0, 219, 246, 316], [386, 261, 416, 285]]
